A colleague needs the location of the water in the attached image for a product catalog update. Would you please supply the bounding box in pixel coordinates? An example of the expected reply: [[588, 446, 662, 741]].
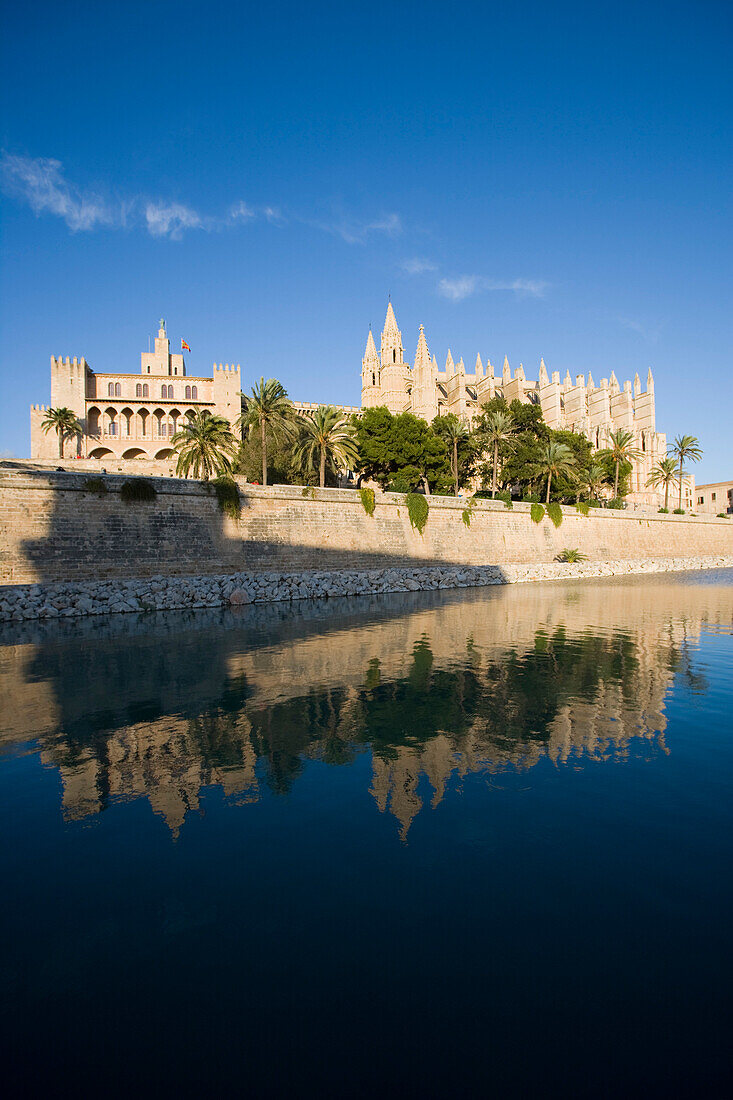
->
[[2, 571, 732, 1096]]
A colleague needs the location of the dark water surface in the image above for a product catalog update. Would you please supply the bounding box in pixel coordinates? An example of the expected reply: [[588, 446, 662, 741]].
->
[[2, 571, 732, 1096]]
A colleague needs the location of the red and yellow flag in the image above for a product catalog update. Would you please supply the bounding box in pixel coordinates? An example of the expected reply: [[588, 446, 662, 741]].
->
[[181, 339, 191, 352]]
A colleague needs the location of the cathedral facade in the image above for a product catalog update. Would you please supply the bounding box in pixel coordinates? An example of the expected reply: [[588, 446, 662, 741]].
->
[[362, 302, 687, 507]]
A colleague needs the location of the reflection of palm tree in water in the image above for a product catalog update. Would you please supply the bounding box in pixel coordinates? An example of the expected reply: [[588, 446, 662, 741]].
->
[[24, 598, 700, 836]]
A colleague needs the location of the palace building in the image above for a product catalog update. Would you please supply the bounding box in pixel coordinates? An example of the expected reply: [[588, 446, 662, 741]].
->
[[362, 302, 691, 508], [30, 320, 243, 463]]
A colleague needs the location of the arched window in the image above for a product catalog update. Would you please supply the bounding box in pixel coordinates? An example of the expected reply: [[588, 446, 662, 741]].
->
[[185, 385, 191, 399], [393, 350, 396, 362], [136, 384, 142, 398], [115, 383, 121, 397], [142, 384, 149, 398], [147, 366, 150, 373], [372, 373, 375, 386], [108, 383, 114, 396], [169, 385, 174, 398], [191, 385, 197, 400], [161, 385, 167, 399]]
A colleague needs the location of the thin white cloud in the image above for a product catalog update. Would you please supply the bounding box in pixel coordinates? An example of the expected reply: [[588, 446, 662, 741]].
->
[[2, 153, 404, 248], [145, 201, 204, 239], [321, 211, 402, 245], [401, 257, 438, 275], [229, 200, 256, 222], [438, 276, 478, 302], [438, 275, 548, 302], [1, 153, 115, 231]]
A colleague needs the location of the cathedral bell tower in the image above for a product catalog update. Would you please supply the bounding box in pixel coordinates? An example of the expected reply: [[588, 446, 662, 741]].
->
[[378, 302, 409, 413]]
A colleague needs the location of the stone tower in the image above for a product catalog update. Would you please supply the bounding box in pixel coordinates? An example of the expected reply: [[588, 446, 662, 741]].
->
[[361, 328, 381, 408]]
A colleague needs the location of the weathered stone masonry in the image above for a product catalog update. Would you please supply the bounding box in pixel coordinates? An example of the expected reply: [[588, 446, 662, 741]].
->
[[1, 467, 732, 587]]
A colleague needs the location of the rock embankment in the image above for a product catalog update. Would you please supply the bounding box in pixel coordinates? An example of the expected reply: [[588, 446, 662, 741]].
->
[[1, 556, 731, 622]]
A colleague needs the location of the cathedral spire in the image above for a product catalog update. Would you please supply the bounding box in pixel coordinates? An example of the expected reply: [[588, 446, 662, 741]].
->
[[445, 349, 455, 377], [383, 301, 399, 336], [380, 300, 404, 368], [413, 324, 431, 376], [475, 353, 484, 378], [539, 358, 549, 386], [363, 327, 378, 365]]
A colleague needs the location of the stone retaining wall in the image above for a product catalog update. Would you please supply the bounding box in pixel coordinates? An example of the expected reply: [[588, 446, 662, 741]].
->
[[1, 465, 732, 589], [1, 556, 731, 622]]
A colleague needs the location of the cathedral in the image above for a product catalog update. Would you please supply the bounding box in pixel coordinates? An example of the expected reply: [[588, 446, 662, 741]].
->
[[361, 301, 682, 507]]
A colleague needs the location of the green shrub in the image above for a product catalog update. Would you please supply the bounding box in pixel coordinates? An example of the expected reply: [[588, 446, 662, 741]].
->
[[546, 501, 563, 528], [212, 476, 241, 519], [576, 501, 590, 517], [359, 486, 376, 516], [83, 477, 108, 495], [120, 478, 157, 503], [557, 548, 587, 563], [658, 507, 669, 514], [406, 492, 429, 534], [388, 476, 412, 494], [522, 493, 541, 504], [607, 498, 624, 510], [717, 512, 728, 518], [495, 489, 513, 510], [673, 507, 685, 514], [530, 502, 545, 524]]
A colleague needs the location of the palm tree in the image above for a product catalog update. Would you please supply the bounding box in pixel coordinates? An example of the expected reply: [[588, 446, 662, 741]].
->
[[481, 410, 515, 497], [237, 378, 298, 486], [434, 414, 469, 496], [608, 428, 643, 499], [670, 434, 703, 511], [535, 441, 577, 503], [293, 405, 359, 487], [583, 461, 607, 501], [171, 412, 238, 480], [646, 456, 678, 510], [41, 407, 80, 459]]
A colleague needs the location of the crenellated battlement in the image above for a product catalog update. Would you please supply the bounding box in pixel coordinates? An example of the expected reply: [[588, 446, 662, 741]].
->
[[213, 363, 241, 373]]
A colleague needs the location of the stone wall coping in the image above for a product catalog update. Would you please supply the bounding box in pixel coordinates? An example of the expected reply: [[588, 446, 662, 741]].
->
[[1, 463, 730, 524]]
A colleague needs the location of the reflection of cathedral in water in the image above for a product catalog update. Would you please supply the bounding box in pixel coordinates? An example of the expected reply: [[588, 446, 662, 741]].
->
[[1, 577, 727, 840]]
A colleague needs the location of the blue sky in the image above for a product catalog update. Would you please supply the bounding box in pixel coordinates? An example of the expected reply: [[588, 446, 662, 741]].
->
[[1, 0, 731, 480]]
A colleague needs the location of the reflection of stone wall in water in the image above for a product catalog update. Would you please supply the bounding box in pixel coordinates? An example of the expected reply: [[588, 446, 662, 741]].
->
[[1, 578, 729, 837]]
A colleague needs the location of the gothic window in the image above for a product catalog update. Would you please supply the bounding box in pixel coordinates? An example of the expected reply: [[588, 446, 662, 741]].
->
[[185, 385, 191, 399], [372, 373, 375, 386], [142, 384, 149, 398], [108, 383, 114, 396], [115, 383, 121, 397], [191, 386, 198, 399], [393, 350, 396, 363], [147, 366, 150, 373], [136, 384, 142, 398], [161, 385, 167, 399]]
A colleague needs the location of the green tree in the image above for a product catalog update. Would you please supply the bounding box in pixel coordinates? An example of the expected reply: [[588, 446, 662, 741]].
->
[[479, 410, 516, 497], [534, 441, 577, 503], [352, 406, 395, 486], [582, 461, 609, 502], [293, 405, 359, 487], [670, 434, 703, 511], [237, 378, 298, 487], [607, 428, 642, 499], [646, 456, 679, 510], [171, 412, 238, 480], [550, 429, 594, 501], [353, 407, 449, 493], [41, 407, 80, 459], [432, 413, 470, 496]]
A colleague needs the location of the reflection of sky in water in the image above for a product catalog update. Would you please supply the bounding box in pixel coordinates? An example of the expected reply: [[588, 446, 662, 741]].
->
[[1, 571, 732, 1094]]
